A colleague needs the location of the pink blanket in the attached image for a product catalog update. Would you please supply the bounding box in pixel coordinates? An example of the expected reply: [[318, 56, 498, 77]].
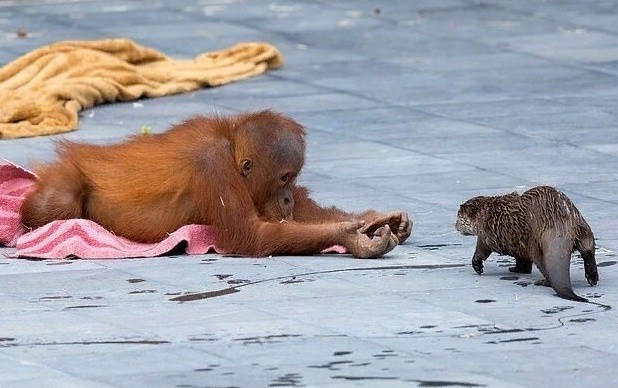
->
[[0, 160, 345, 259]]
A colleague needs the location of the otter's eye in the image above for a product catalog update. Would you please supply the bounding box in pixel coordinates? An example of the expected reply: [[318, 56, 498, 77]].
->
[[280, 173, 290, 184]]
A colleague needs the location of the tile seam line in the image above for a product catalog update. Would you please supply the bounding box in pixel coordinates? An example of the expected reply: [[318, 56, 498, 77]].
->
[[267, 73, 618, 162], [0, 351, 117, 387]]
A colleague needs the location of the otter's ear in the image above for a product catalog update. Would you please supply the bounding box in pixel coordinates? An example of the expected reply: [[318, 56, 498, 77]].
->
[[460, 202, 477, 218], [240, 159, 252, 177]]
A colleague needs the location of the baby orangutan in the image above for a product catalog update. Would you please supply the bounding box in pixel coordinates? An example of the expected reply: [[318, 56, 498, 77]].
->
[[21, 110, 412, 258]]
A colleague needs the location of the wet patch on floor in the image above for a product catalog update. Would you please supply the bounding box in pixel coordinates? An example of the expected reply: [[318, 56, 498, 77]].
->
[[227, 279, 250, 285], [410, 380, 486, 387], [269, 372, 305, 387], [193, 364, 219, 373], [474, 299, 495, 303], [308, 360, 353, 371], [127, 278, 145, 283], [214, 274, 232, 280], [233, 334, 302, 345], [397, 330, 424, 335], [569, 318, 595, 323], [331, 375, 398, 381], [500, 275, 519, 281], [333, 351, 352, 356], [38, 295, 72, 301], [63, 304, 108, 309], [170, 287, 240, 302], [187, 335, 218, 342], [495, 258, 512, 267], [128, 289, 156, 294], [373, 350, 397, 359], [281, 277, 304, 284], [541, 306, 574, 314], [514, 280, 531, 287], [416, 243, 462, 250], [485, 337, 540, 344], [481, 328, 525, 335], [597, 260, 616, 267], [3, 339, 169, 347]]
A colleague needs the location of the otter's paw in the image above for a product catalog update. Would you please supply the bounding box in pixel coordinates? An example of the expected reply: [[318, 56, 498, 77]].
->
[[508, 265, 532, 274], [585, 268, 599, 286], [472, 259, 483, 275], [534, 278, 551, 287]]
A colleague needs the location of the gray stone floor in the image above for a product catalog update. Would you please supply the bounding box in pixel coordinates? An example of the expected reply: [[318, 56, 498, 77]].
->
[[1, 0, 617, 387]]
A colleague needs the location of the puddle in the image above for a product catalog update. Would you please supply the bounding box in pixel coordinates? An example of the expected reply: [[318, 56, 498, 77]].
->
[[569, 318, 595, 323], [541, 306, 574, 314], [373, 351, 397, 359], [416, 243, 462, 250], [38, 295, 71, 301], [481, 328, 524, 335], [486, 337, 540, 344], [397, 330, 423, 335], [411, 380, 486, 387], [170, 287, 240, 302], [188, 336, 217, 342], [597, 261, 616, 267], [214, 274, 232, 280], [233, 334, 301, 345], [127, 278, 145, 283], [350, 362, 371, 367], [500, 275, 519, 280], [333, 351, 352, 356], [7, 339, 168, 347], [227, 279, 250, 285], [474, 299, 495, 303], [332, 376, 397, 381], [269, 373, 304, 387], [128, 290, 156, 294], [63, 305, 108, 309], [281, 279, 304, 284], [308, 360, 353, 370]]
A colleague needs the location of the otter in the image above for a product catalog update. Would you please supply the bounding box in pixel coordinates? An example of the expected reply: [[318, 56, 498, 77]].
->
[[455, 186, 598, 302]]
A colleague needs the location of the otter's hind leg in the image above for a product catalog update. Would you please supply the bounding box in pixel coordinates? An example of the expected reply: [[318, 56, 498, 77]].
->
[[576, 225, 598, 286], [509, 257, 533, 274], [20, 163, 88, 229]]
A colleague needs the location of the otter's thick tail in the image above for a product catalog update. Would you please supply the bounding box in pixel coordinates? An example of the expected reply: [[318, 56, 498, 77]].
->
[[542, 232, 588, 302]]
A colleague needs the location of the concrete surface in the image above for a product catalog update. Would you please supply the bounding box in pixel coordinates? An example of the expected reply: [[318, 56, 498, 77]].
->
[[1, 0, 617, 387]]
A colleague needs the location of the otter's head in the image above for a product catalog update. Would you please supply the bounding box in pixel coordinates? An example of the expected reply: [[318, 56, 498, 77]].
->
[[455, 196, 488, 236]]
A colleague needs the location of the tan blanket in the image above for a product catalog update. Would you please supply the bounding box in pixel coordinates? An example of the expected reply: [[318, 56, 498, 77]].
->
[[0, 39, 284, 139]]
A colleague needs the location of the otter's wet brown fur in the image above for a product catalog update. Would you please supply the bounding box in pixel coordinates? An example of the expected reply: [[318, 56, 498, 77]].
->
[[456, 186, 598, 302]]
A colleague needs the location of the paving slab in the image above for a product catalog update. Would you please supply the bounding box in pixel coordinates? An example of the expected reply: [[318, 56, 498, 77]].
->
[[1, 0, 617, 387]]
